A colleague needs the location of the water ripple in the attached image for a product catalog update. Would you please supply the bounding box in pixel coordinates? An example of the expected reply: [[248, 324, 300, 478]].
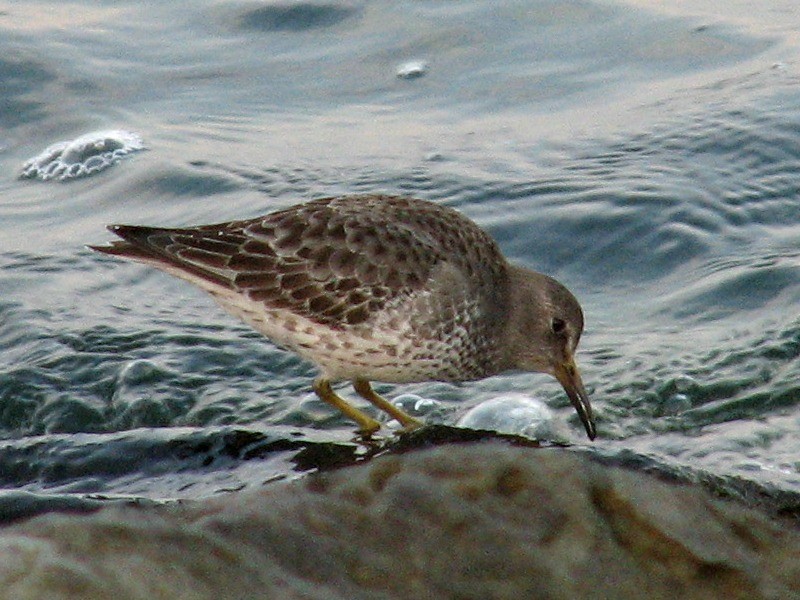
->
[[236, 3, 360, 33]]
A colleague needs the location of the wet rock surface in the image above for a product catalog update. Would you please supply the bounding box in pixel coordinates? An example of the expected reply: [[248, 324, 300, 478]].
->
[[1, 436, 799, 599]]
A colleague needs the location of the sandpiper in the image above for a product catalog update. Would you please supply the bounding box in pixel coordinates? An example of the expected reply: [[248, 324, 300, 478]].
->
[[91, 195, 596, 439]]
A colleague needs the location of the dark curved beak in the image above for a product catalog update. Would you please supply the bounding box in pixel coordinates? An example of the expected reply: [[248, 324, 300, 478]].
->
[[554, 356, 596, 440]]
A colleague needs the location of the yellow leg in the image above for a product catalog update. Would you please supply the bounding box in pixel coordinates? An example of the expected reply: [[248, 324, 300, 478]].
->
[[313, 378, 381, 435], [352, 379, 423, 431]]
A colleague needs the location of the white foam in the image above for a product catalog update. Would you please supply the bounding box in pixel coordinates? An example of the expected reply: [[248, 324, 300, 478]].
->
[[396, 60, 428, 79], [20, 129, 144, 181]]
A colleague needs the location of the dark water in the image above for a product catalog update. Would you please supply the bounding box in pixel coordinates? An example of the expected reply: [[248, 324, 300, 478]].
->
[[0, 0, 798, 515]]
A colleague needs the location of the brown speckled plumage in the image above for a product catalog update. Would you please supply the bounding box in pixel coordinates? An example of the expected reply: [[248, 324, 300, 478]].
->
[[92, 195, 596, 439]]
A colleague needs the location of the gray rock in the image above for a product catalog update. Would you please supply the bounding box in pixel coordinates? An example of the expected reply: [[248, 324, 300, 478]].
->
[[0, 443, 798, 599]]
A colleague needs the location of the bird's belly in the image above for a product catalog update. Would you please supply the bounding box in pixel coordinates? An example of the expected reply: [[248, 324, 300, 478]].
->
[[208, 287, 465, 383]]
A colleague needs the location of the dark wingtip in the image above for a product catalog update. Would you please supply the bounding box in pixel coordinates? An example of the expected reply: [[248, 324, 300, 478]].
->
[[106, 224, 153, 240], [89, 224, 158, 257], [87, 240, 133, 256]]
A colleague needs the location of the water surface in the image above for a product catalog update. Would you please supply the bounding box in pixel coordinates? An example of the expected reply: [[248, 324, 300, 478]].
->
[[0, 0, 798, 513]]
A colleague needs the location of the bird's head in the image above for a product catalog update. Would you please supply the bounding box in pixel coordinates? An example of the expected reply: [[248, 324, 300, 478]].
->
[[503, 265, 596, 440]]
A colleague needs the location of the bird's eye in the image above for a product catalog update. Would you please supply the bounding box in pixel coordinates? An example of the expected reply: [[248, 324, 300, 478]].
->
[[551, 317, 566, 334]]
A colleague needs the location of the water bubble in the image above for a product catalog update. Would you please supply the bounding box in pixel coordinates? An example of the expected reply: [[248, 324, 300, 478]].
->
[[660, 393, 692, 416], [116, 359, 165, 387], [396, 60, 428, 79], [392, 393, 441, 415], [20, 130, 144, 181], [382, 393, 443, 429], [458, 393, 555, 440]]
